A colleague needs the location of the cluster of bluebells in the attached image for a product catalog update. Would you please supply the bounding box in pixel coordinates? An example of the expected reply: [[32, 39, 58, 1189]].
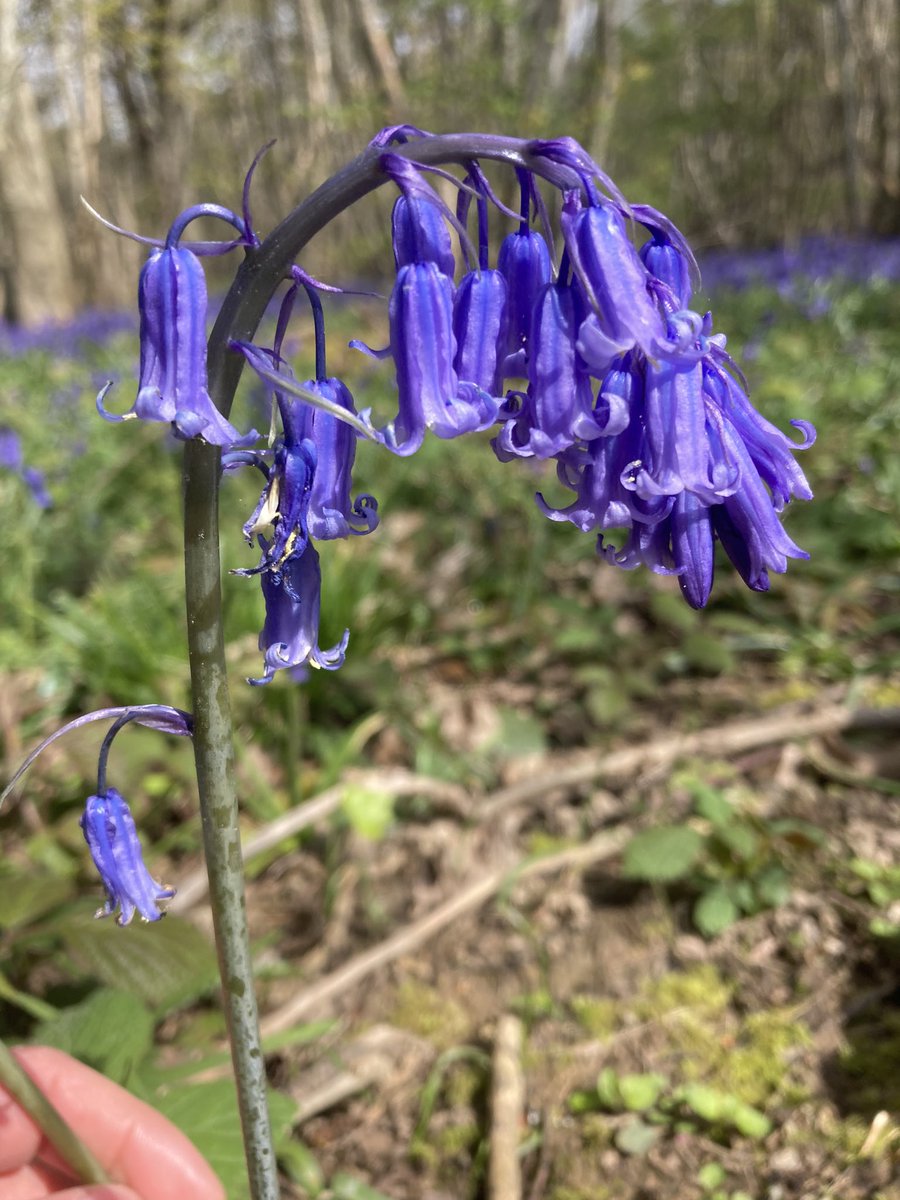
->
[[96, 128, 814, 684], [7, 128, 818, 923]]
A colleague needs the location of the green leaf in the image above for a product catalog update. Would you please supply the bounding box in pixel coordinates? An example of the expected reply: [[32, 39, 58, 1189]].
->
[[57, 905, 219, 1012], [595, 1066, 623, 1109], [483, 709, 548, 760], [33, 987, 155, 1084], [680, 1083, 728, 1124], [697, 1162, 727, 1191], [0, 870, 73, 931], [279, 1141, 325, 1195], [693, 788, 734, 827], [716, 821, 760, 860], [152, 1081, 296, 1200], [568, 1088, 601, 1114], [617, 1072, 667, 1112], [622, 826, 705, 883], [340, 786, 394, 841], [731, 1100, 771, 1140], [614, 1117, 661, 1156], [754, 865, 791, 908], [693, 886, 740, 937], [330, 1173, 395, 1200]]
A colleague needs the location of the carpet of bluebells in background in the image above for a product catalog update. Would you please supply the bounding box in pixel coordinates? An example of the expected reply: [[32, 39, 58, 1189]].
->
[[1, 238, 900, 1199]]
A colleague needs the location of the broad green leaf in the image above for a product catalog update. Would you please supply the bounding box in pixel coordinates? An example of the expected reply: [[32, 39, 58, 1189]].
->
[[692, 788, 734, 828], [716, 821, 760, 860], [622, 826, 704, 883], [681, 1083, 728, 1124], [697, 1162, 727, 1190], [596, 1066, 622, 1109], [731, 1100, 771, 1140], [754, 865, 791, 908], [614, 1117, 661, 1156], [693, 886, 739, 937], [0, 870, 73, 931], [330, 1174, 395, 1200], [153, 1081, 296, 1200], [618, 1072, 667, 1112], [340, 786, 394, 841], [57, 905, 218, 1012], [33, 987, 154, 1084], [279, 1141, 325, 1196]]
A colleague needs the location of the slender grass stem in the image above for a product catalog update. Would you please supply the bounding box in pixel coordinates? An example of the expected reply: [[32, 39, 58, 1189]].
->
[[0, 1038, 109, 1186]]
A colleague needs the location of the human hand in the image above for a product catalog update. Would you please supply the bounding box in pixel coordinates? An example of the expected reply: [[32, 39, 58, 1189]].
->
[[0, 1046, 225, 1200]]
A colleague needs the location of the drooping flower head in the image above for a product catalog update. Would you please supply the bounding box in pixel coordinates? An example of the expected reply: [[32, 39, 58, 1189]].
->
[[88, 156, 272, 448], [250, 538, 348, 684], [1, 705, 191, 925], [81, 788, 176, 926]]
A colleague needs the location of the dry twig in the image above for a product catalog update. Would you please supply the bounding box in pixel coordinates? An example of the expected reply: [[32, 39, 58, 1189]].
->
[[490, 1014, 525, 1200]]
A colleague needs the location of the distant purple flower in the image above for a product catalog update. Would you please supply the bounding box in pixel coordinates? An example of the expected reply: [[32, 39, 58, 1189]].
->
[[81, 788, 175, 925], [251, 538, 348, 684], [0, 429, 23, 471], [0, 428, 52, 507]]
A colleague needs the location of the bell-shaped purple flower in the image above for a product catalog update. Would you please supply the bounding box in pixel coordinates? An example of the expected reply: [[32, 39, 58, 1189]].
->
[[240, 436, 318, 578], [99, 243, 258, 448], [561, 192, 665, 368], [80, 788, 175, 926], [497, 225, 553, 366], [392, 194, 456, 277], [632, 350, 723, 502], [380, 262, 497, 456], [702, 359, 814, 509], [494, 281, 604, 460], [671, 491, 715, 608], [251, 538, 348, 684], [285, 381, 379, 541], [452, 269, 508, 397], [537, 355, 661, 531], [634, 204, 698, 310]]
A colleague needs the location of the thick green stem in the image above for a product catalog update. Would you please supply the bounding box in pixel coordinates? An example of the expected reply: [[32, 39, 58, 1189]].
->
[[183, 437, 278, 1200], [0, 1039, 109, 1186]]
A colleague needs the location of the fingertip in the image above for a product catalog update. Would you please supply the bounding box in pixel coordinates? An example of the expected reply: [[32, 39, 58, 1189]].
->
[[11, 1047, 225, 1200]]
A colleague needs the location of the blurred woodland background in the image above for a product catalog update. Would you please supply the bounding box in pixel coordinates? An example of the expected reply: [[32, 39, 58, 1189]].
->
[[3, 0, 900, 322]]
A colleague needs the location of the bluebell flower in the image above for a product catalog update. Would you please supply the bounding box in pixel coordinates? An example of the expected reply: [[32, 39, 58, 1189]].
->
[[376, 261, 497, 456], [452, 268, 508, 398], [494, 278, 606, 460], [81, 788, 175, 925], [96, 204, 259, 448], [0, 705, 191, 923], [0, 428, 52, 508], [251, 538, 348, 684], [559, 191, 665, 370]]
